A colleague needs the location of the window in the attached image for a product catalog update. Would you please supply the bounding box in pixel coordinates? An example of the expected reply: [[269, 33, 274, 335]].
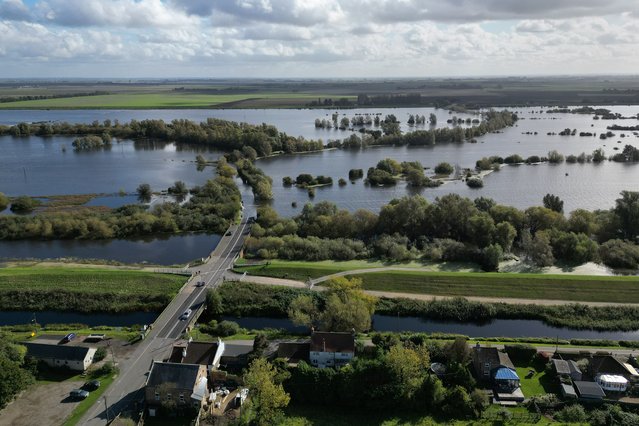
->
[[166, 393, 172, 401], [484, 363, 490, 376], [154, 392, 160, 401], [179, 393, 185, 403]]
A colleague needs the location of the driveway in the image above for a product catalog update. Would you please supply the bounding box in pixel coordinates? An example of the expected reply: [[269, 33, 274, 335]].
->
[[0, 380, 85, 426]]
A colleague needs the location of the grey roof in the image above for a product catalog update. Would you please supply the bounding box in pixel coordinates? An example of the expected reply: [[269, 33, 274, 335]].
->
[[473, 346, 514, 370], [147, 362, 201, 389], [560, 383, 577, 397], [310, 332, 355, 353], [553, 359, 580, 375], [574, 381, 605, 398], [182, 342, 220, 366], [24, 342, 93, 362], [222, 343, 253, 358]]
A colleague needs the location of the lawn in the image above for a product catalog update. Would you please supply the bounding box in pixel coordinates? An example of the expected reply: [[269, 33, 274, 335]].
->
[[0, 92, 354, 109], [0, 266, 186, 295], [62, 373, 117, 426]]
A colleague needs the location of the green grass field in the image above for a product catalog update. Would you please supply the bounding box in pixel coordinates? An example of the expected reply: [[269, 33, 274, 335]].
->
[[234, 259, 478, 281], [351, 270, 639, 303], [0, 266, 186, 295], [236, 260, 639, 304], [0, 92, 354, 109]]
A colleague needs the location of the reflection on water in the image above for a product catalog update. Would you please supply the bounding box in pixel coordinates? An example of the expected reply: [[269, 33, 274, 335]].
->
[[0, 233, 221, 265]]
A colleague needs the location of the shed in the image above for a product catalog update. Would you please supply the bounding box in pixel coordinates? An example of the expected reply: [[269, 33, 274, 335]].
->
[[24, 342, 96, 372], [560, 383, 578, 399], [574, 381, 605, 400]]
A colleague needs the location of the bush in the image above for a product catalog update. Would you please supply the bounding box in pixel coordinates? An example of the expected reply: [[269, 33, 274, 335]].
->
[[504, 154, 524, 164], [93, 347, 107, 362], [599, 239, 639, 269], [348, 169, 364, 180], [434, 162, 454, 175], [0, 193, 8, 212], [466, 177, 483, 188], [10, 196, 40, 213], [203, 320, 241, 337], [554, 404, 588, 423], [91, 361, 118, 378], [525, 155, 542, 164], [504, 344, 537, 363]]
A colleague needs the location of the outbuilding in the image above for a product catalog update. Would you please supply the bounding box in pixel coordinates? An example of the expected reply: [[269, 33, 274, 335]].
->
[[574, 380, 605, 401], [24, 342, 96, 372], [596, 374, 628, 392]]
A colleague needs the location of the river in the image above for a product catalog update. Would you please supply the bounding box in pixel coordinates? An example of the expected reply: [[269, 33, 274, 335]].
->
[[224, 315, 639, 341]]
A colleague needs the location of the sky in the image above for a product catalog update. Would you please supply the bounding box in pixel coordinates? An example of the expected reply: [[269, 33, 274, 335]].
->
[[0, 0, 639, 78]]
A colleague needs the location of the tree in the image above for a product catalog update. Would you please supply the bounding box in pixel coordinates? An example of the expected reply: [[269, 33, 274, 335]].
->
[[442, 385, 476, 418], [614, 191, 639, 240], [385, 344, 430, 401], [168, 180, 188, 197], [205, 290, 223, 316], [543, 194, 564, 214], [599, 239, 639, 269], [524, 231, 555, 267], [288, 294, 320, 328], [495, 222, 516, 252], [0, 356, 34, 409], [243, 359, 290, 426], [592, 148, 606, 162], [434, 162, 454, 175], [429, 113, 437, 125], [136, 183, 152, 202], [0, 193, 8, 212]]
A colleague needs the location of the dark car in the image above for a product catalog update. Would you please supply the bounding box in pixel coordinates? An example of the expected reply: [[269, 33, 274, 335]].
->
[[84, 380, 100, 391], [70, 389, 89, 400], [225, 230, 233, 236], [195, 281, 205, 287], [61, 333, 76, 344]]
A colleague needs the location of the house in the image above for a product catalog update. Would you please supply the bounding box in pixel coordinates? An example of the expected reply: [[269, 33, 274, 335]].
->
[[472, 345, 523, 402], [596, 374, 628, 393], [277, 342, 310, 365], [24, 342, 96, 372], [590, 355, 639, 382], [552, 359, 582, 381], [574, 380, 605, 401], [145, 361, 208, 416], [169, 339, 225, 370], [309, 331, 355, 368]]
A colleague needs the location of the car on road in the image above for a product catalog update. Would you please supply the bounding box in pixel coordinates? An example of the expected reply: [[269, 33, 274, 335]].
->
[[70, 389, 89, 400], [84, 380, 100, 391], [195, 281, 205, 287], [61, 333, 76, 344], [180, 309, 192, 320], [225, 230, 233, 236]]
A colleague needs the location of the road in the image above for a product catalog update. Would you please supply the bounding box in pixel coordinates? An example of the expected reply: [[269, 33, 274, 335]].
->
[[79, 217, 250, 426]]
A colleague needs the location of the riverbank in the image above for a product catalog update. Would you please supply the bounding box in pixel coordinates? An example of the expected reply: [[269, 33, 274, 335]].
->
[[0, 266, 186, 313]]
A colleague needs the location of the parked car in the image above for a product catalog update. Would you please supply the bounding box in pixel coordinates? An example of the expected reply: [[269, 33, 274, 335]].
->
[[84, 380, 101, 391], [180, 309, 192, 320], [61, 333, 76, 344], [70, 389, 89, 400]]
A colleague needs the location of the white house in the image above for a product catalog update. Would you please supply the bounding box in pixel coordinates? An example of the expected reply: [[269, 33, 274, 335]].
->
[[24, 342, 96, 372], [309, 331, 355, 369]]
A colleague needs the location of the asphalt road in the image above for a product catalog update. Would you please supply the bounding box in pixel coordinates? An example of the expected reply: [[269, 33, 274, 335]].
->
[[79, 217, 250, 426]]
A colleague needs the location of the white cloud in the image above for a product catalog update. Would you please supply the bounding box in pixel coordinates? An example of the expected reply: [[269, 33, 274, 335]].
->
[[0, 0, 639, 77]]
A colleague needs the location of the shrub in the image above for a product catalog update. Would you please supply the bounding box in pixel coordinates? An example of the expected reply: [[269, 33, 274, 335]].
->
[[0, 193, 8, 212], [504, 344, 537, 363], [94, 347, 107, 362], [466, 177, 483, 188], [554, 404, 588, 423], [525, 155, 542, 164], [434, 162, 454, 175], [10, 196, 40, 213], [504, 154, 524, 164], [599, 239, 639, 269]]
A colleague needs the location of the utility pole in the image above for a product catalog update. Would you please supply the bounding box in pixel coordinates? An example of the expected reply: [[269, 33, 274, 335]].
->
[[104, 396, 110, 424]]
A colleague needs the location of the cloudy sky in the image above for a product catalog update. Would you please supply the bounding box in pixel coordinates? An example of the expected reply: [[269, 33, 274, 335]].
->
[[1, 0, 638, 78]]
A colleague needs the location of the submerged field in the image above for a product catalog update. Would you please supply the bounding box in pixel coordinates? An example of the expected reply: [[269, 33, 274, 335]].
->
[[0, 266, 186, 312]]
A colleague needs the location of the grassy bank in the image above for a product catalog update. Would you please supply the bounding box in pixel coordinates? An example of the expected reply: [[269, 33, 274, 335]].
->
[[351, 270, 639, 304], [233, 259, 478, 281], [0, 266, 186, 312], [235, 260, 639, 304]]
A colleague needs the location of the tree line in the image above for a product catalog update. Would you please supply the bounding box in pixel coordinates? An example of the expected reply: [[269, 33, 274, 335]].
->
[[0, 176, 241, 240], [244, 190, 639, 271]]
